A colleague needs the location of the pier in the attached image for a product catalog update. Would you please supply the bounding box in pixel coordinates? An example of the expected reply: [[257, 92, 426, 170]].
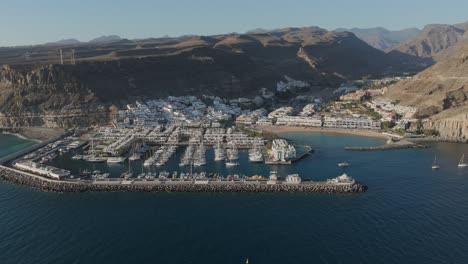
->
[[345, 140, 429, 151], [264, 145, 313, 165], [0, 131, 71, 166], [0, 165, 367, 194]]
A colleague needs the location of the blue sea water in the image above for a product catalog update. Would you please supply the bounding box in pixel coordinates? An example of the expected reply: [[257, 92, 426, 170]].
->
[[1, 132, 468, 264]]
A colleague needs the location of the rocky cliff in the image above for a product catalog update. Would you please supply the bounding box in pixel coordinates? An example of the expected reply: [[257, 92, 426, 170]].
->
[[0, 26, 424, 128], [385, 45, 468, 141], [390, 23, 468, 61]]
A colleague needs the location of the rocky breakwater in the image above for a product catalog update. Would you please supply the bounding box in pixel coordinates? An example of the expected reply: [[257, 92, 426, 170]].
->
[[0, 167, 367, 194], [345, 139, 429, 151]]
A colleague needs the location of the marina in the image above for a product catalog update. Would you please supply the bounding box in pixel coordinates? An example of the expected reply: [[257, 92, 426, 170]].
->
[[1, 131, 468, 264]]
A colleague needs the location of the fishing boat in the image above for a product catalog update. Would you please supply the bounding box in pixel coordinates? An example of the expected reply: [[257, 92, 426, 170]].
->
[[432, 156, 440, 170], [338, 162, 350, 167], [458, 154, 468, 168]]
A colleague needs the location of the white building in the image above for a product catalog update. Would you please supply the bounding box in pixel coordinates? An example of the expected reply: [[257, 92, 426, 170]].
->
[[271, 139, 296, 162], [276, 116, 322, 127], [14, 161, 70, 180], [284, 174, 302, 184], [323, 116, 380, 130], [256, 118, 273, 126], [327, 174, 356, 186]]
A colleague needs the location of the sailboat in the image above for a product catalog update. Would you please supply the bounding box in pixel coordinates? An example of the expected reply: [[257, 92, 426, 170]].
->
[[431, 156, 440, 170], [86, 139, 106, 163], [458, 154, 468, 168], [214, 140, 225, 161]]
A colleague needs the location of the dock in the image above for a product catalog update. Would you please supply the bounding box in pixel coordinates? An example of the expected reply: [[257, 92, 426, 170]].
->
[[0, 165, 367, 194], [264, 145, 313, 165], [345, 140, 429, 151]]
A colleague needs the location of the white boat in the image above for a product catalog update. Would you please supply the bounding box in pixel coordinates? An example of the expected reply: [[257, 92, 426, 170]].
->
[[458, 154, 468, 168], [214, 141, 225, 161], [194, 160, 206, 167], [143, 158, 154, 167], [248, 148, 263, 163], [107, 156, 126, 164], [432, 156, 440, 170], [226, 161, 239, 167], [86, 156, 107, 163], [71, 154, 83, 160], [338, 162, 350, 167], [227, 142, 239, 160], [129, 153, 141, 161], [86, 139, 106, 163]]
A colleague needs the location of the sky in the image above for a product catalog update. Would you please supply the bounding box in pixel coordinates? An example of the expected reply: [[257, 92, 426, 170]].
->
[[1, 0, 468, 47]]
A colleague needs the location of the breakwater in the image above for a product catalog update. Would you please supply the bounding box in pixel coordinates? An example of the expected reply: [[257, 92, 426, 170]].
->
[[345, 140, 429, 151], [0, 166, 366, 194]]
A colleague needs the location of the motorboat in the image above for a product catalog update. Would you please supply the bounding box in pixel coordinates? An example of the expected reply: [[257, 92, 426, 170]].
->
[[338, 162, 350, 167]]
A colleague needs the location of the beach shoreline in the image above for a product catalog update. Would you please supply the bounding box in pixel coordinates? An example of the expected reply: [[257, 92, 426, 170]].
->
[[253, 125, 389, 140], [1, 127, 65, 142]]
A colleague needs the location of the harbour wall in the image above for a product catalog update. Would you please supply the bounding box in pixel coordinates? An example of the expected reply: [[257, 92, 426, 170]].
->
[[345, 140, 429, 151], [0, 166, 367, 194]]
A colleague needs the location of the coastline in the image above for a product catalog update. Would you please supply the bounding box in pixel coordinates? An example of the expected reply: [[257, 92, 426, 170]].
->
[[1, 127, 65, 142], [254, 125, 389, 140]]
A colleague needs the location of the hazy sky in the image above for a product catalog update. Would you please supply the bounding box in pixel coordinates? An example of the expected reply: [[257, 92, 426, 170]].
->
[[1, 0, 467, 46]]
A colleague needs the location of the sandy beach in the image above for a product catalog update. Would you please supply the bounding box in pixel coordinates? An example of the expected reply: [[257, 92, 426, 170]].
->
[[1, 127, 66, 142], [254, 125, 389, 140]]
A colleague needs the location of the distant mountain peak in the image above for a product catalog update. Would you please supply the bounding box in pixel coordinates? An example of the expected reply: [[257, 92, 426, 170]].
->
[[44, 38, 81, 46], [89, 35, 122, 43], [334, 27, 421, 50]]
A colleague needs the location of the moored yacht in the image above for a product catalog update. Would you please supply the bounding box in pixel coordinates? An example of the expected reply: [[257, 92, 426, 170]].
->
[[107, 156, 126, 164], [248, 148, 263, 163], [129, 152, 141, 161], [214, 141, 225, 161], [225, 161, 239, 167], [227, 142, 239, 161]]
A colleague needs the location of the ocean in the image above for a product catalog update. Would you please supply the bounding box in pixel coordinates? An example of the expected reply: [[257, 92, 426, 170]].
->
[[1, 132, 468, 264]]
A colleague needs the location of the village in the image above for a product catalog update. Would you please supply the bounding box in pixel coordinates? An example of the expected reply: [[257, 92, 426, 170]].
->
[[4, 75, 418, 184]]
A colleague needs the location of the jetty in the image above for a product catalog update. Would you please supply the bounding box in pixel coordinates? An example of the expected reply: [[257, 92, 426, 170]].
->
[[345, 139, 429, 151], [0, 165, 366, 194]]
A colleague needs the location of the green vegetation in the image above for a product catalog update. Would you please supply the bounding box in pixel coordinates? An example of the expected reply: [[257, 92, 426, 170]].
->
[[393, 128, 405, 136], [422, 129, 438, 137], [381, 121, 396, 129]]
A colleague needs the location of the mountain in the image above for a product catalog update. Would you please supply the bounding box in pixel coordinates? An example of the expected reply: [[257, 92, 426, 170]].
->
[[89, 35, 122, 43], [390, 23, 468, 61], [335, 27, 421, 50], [0, 26, 422, 128], [45, 39, 81, 46], [384, 44, 468, 141]]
